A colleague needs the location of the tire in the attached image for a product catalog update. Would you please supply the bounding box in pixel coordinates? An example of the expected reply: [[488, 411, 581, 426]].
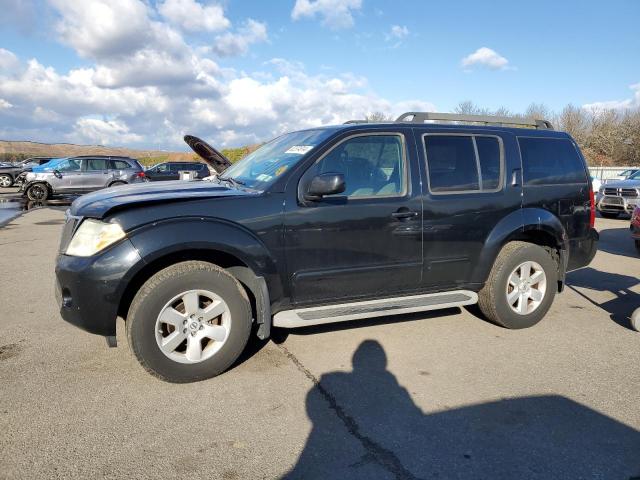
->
[[0, 174, 13, 188], [599, 212, 619, 219], [631, 308, 640, 332], [477, 241, 558, 329], [126, 261, 252, 383], [26, 183, 50, 201], [109, 181, 126, 187], [635, 240, 640, 255]]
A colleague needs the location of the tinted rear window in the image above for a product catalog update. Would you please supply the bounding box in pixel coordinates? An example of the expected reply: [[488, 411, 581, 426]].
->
[[424, 136, 479, 192], [111, 160, 131, 169], [86, 159, 109, 170], [519, 137, 587, 185]]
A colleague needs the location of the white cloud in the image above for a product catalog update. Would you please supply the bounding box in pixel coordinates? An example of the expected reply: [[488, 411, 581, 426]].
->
[[0, 48, 20, 72], [583, 83, 640, 111], [0, 48, 436, 148], [158, 0, 230, 32], [73, 118, 143, 145], [389, 25, 409, 39], [49, 0, 154, 59], [461, 47, 510, 71], [291, 0, 362, 29], [211, 19, 268, 57], [0, 99, 13, 110]]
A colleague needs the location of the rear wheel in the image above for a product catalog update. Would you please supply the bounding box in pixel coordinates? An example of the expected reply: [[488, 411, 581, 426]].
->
[[478, 242, 557, 329], [599, 212, 619, 219], [26, 183, 49, 201], [126, 261, 252, 383], [0, 174, 13, 188]]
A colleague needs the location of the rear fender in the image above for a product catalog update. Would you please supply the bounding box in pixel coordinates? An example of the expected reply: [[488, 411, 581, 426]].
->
[[470, 208, 568, 287]]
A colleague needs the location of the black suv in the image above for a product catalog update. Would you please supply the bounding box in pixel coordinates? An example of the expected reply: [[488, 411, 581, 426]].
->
[[144, 161, 210, 181], [55, 112, 598, 382]]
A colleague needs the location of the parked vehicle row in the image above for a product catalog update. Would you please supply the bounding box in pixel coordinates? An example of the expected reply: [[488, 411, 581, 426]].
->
[[11, 155, 214, 200], [55, 112, 598, 382]]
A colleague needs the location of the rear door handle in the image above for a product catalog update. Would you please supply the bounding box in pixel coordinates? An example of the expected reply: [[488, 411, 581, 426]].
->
[[392, 210, 418, 219]]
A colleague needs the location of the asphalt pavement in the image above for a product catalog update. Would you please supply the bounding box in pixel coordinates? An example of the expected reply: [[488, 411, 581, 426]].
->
[[0, 207, 639, 479]]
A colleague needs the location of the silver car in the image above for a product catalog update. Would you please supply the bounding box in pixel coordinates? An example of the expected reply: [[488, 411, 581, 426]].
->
[[597, 169, 640, 218], [22, 156, 146, 201]]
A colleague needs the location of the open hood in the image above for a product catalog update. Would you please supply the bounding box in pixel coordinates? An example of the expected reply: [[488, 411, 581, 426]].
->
[[184, 135, 232, 173]]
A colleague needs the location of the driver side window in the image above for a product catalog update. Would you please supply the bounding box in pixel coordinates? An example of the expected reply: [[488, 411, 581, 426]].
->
[[56, 159, 81, 172], [316, 134, 406, 198]]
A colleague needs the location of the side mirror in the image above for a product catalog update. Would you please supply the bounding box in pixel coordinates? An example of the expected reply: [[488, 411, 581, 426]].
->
[[53, 169, 62, 179], [304, 173, 345, 201]]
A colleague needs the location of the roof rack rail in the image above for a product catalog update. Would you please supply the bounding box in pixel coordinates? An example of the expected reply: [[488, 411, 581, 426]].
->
[[395, 112, 554, 130], [343, 120, 369, 124]]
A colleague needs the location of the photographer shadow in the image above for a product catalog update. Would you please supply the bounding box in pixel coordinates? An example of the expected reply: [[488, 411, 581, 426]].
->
[[282, 340, 640, 479]]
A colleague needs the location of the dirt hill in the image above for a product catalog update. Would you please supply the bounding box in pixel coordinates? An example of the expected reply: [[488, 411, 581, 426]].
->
[[0, 140, 195, 166]]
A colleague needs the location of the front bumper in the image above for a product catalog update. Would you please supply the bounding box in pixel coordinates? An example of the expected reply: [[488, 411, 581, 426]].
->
[[55, 238, 143, 337], [597, 195, 639, 215]]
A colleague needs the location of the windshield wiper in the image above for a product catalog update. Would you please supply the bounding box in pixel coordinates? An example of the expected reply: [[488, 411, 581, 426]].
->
[[218, 175, 246, 187]]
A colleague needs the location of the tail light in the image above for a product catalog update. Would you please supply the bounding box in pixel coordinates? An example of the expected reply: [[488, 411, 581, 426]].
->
[[136, 171, 146, 179], [589, 186, 596, 228]]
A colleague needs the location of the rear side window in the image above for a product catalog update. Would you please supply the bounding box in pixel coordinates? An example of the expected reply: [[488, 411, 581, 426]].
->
[[111, 160, 131, 169], [519, 137, 587, 185], [423, 135, 503, 193], [86, 159, 109, 170]]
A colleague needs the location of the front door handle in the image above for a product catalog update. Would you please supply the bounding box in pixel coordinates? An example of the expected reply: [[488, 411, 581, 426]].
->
[[511, 168, 521, 186], [392, 210, 418, 219]]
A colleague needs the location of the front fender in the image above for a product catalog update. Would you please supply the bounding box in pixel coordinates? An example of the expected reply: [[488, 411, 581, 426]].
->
[[125, 217, 284, 303], [470, 208, 568, 285]]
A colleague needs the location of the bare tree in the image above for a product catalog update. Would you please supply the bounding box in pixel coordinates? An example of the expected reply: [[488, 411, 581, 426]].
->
[[365, 111, 394, 122]]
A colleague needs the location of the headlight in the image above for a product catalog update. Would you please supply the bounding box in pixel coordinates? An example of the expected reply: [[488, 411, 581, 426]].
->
[[65, 219, 126, 257]]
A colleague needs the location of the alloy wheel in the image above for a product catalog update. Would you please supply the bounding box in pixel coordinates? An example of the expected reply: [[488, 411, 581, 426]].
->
[[155, 289, 231, 364], [506, 261, 547, 315]]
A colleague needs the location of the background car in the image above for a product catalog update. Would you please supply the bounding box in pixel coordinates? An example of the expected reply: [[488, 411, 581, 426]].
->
[[144, 161, 211, 181], [0, 157, 55, 188], [22, 155, 146, 201], [631, 205, 640, 254], [597, 170, 640, 218], [602, 168, 639, 184]]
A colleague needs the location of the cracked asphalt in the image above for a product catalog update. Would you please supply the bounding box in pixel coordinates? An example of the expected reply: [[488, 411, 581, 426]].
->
[[0, 206, 639, 479]]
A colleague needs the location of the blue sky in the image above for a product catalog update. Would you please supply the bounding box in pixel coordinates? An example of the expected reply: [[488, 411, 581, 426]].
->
[[0, 0, 638, 149]]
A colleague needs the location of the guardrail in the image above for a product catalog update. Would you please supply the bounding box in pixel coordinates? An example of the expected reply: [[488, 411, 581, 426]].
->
[[588, 166, 639, 180]]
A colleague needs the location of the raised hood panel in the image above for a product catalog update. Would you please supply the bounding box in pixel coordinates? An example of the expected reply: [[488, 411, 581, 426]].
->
[[184, 135, 232, 173], [70, 180, 255, 218]]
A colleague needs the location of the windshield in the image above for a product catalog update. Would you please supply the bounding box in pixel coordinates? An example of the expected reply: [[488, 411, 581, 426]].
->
[[219, 129, 335, 190], [629, 170, 640, 180]]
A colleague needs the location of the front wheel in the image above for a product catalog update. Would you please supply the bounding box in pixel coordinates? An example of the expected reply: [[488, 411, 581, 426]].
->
[[26, 183, 50, 201], [0, 174, 13, 188], [126, 261, 252, 383], [477, 242, 558, 329]]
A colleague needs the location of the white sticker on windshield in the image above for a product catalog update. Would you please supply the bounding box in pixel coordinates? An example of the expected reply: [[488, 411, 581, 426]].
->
[[285, 145, 314, 155], [257, 174, 272, 181]]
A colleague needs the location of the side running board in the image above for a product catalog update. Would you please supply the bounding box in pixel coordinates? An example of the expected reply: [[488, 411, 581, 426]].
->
[[273, 290, 478, 328]]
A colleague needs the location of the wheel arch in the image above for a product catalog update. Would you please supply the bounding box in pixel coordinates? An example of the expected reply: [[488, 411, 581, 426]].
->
[[471, 207, 569, 291], [117, 219, 281, 338]]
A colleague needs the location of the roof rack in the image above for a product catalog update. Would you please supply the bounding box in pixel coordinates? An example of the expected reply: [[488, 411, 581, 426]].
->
[[395, 112, 554, 130]]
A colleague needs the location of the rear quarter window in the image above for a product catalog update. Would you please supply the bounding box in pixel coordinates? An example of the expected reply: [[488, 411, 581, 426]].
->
[[519, 137, 587, 185]]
